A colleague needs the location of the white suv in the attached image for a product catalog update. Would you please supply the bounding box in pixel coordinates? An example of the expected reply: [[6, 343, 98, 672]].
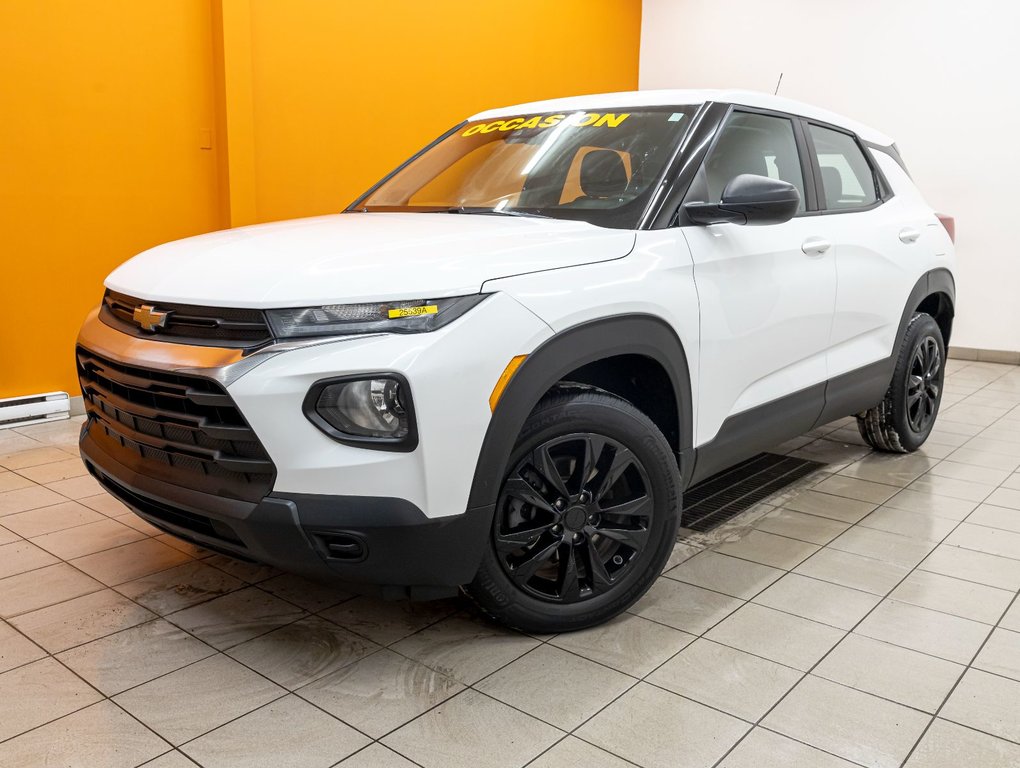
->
[[76, 90, 956, 632]]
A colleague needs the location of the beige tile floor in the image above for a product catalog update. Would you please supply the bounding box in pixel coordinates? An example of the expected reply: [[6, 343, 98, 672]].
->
[[1, 358, 1019, 767]]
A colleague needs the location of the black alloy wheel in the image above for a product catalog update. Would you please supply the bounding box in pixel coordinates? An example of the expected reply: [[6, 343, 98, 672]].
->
[[857, 312, 946, 453], [495, 433, 653, 603], [906, 336, 942, 432], [465, 389, 681, 633]]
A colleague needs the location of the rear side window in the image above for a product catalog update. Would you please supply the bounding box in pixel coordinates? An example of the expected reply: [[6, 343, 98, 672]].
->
[[809, 124, 878, 210], [703, 112, 806, 212]]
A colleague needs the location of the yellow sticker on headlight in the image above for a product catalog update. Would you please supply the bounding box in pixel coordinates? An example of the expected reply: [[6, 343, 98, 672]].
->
[[388, 305, 438, 319]]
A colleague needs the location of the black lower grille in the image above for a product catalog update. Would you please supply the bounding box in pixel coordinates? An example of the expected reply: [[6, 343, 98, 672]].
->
[[682, 453, 824, 532], [92, 471, 245, 547], [101, 290, 273, 348], [77, 347, 275, 503]]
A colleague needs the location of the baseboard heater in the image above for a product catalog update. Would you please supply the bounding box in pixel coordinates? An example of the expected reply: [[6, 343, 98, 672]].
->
[[0, 392, 71, 430]]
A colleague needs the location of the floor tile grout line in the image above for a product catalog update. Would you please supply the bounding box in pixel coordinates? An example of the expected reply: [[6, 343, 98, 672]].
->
[[644, 530, 992, 718], [0, 530, 315, 743], [250, 606, 567, 757], [327, 741, 428, 768], [168, 683, 385, 764], [522, 740, 645, 768], [23, 523, 157, 563], [0, 452, 87, 472], [328, 596, 691, 766], [0, 493, 123, 520], [0, 629, 178, 755], [0, 538, 202, 621], [92, 589, 395, 757], [13, 550, 258, 625], [538, 532, 837, 762], [3, 509, 148, 542], [898, 587, 1020, 764], [748, 723, 875, 768], [911, 717, 1020, 753], [706, 407, 1012, 768], [672, 487, 1020, 647], [748, 583, 1004, 632], [651, 587, 989, 691]]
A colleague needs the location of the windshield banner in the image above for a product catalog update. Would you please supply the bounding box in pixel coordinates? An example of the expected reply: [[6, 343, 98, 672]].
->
[[462, 112, 630, 136]]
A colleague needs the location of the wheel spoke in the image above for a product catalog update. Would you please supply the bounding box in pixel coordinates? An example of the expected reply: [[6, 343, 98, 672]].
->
[[495, 523, 552, 554], [508, 539, 560, 585], [530, 444, 569, 499], [502, 477, 554, 512], [594, 523, 649, 551], [583, 535, 614, 595], [580, 435, 609, 490], [908, 374, 924, 393], [591, 446, 635, 501], [907, 390, 923, 408], [599, 494, 652, 519], [557, 544, 581, 601]]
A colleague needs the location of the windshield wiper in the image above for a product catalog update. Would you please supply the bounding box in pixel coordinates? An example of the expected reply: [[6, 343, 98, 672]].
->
[[444, 206, 551, 219]]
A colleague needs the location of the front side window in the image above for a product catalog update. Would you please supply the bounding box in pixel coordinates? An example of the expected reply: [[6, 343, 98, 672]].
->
[[702, 112, 806, 211], [809, 124, 878, 210], [356, 108, 697, 229]]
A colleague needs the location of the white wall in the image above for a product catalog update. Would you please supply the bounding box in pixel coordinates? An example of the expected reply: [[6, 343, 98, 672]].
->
[[640, 0, 1020, 353]]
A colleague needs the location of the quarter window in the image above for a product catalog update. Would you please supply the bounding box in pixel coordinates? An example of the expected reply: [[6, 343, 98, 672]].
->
[[809, 124, 878, 210], [702, 112, 806, 212]]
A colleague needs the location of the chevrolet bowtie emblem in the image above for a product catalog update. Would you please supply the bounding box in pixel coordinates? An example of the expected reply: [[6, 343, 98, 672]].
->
[[132, 304, 171, 332]]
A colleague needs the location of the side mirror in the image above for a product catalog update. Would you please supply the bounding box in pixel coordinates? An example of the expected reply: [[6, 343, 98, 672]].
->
[[684, 174, 800, 226]]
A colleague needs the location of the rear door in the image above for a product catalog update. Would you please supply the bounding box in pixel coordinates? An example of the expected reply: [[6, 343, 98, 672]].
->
[[803, 122, 929, 384], [681, 109, 838, 451]]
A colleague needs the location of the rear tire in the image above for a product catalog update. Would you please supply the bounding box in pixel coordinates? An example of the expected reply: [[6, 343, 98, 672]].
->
[[857, 313, 945, 453], [465, 389, 681, 633]]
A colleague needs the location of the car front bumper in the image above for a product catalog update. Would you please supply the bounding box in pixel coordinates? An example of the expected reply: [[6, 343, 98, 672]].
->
[[80, 430, 491, 597], [74, 295, 551, 595]]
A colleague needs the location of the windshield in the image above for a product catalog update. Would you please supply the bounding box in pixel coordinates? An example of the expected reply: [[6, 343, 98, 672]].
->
[[354, 107, 697, 229]]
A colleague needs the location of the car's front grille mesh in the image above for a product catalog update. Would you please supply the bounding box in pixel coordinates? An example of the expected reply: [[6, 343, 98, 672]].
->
[[76, 347, 275, 502], [101, 290, 273, 348]]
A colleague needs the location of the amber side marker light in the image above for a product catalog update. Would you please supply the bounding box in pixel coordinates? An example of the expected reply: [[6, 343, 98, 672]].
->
[[936, 212, 955, 243], [489, 355, 527, 411]]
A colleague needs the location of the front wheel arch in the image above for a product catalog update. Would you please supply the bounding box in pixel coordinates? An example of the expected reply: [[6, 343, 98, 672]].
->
[[465, 314, 694, 514]]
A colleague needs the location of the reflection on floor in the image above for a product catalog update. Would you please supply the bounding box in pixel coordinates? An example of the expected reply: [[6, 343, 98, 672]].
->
[[1, 358, 1019, 767]]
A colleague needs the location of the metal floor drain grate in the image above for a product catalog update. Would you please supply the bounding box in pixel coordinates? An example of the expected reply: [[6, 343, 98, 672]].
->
[[681, 453, 825, 532]]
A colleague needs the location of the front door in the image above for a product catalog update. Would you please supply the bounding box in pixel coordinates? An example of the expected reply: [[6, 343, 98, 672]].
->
[[681, 110, 837, 457]]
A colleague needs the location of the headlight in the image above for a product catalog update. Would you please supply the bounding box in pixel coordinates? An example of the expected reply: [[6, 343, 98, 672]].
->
[[266, 294, 488, 339], [303, 374, 417, 450]]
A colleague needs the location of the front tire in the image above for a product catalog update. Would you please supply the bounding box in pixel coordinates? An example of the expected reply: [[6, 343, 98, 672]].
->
[[857, 313, 946, 453], [465, 389, 681, 633]]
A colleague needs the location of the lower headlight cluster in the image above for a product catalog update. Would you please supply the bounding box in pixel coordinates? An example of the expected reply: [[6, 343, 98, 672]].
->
[[304, 375, 417, 450]]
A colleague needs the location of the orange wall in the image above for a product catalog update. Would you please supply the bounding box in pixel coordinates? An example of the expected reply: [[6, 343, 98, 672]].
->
[[0, 1, 222, 399], [247, 1, 643, 222], [0, 0, 641, 398]]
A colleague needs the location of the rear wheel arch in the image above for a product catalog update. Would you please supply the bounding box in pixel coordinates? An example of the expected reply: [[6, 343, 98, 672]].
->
[[465, 314, 694, 513], [915, 290, 954, 346], [904, 268, 955, 345]]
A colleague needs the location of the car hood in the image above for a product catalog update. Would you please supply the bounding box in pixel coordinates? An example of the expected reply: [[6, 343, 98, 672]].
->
[[106, 212, 635, 307]]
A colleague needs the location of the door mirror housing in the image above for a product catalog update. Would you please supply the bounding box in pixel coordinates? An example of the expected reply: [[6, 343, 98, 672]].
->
[[684, 174, 801, 226]]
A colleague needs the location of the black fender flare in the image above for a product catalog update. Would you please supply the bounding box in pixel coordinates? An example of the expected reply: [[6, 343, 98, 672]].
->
[[899, 267, 955, 344], [465, 314, 694, 512]]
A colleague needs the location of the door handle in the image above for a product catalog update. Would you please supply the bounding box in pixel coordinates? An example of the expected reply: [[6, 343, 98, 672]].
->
[[899, 227, 921, 243], [801, 238, 831, 256]]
